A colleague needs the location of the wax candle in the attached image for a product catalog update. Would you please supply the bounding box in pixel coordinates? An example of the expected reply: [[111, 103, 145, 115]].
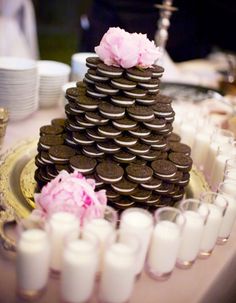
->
[[177, 210, 205, 267], [61, 239, 98, 303], [48, 212, 80, 274], [99, 243, 136, 303], [120, 208, 153, 275], [16, 229, 50, 299], [147, 220, 180, 278]]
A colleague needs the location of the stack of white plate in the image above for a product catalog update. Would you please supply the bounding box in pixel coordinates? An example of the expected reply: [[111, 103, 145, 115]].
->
[[0, 57, 38, 121], [38, 60, 71, 108], [71, 52, 95, 81]]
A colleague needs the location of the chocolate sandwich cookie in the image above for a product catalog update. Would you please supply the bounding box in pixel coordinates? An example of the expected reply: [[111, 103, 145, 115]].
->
[[141, 177, 162, 190], [40, 125, 64, 136], [66, 87, 85, 101], [114, 135, 138, 147], [40, 151, 54, 165], [51, 118, 66, 128], [49, 145, 76, 164], [156, 124, 173, 136], [82, 145, 105, 158], [138, 78, 160, 89], [112, 198, 135, 210], [65, 134, 78, 148], [168, 170, 183, 183], [151, 159, 177, 180], [178, 172, 190, 187], [113, 150, 136, 164], [111, 78, 136, 90], [39, 167, 51, 182], [141, 134, 163, 145], [35, 155, 45, 167], [126, 164, 153, 183], [69, 155, 97, 175], [127, 106, 154, 122], [150, 64, 164, 78], [86, 173, 104, 188], [98, 124, 121, 138], [111, 178, 137, 195], [169, 142, 191, 155], [67, 103, 85, 115], [97, 141, 121, 154], [143, 118, 166, 131], [67, 119, 85, 131], [46, 165, 58, 179], [159, 196, 172, 206], [84, 73, 95, 85], [99, 102, 125, 120], [55, 164, 71, 173], [123, 88, 147, 98], [155, 94, 173, 104], [168, 152, 193, 172], [112, 117, 137, 131], [95, 83, 119, 95], [72, 132, 94, 146], [110, 96, 135, 107], [151, 103, 174, 117], [167, 133, 181, 143], [87, 69, 109, 82], [151, 139, 168, 150], [127, 143, 150, 155], [139, 149, 162, 161], [75, 95, 100, 111], [148, 87, 160, 94], [130, 188, 152, 202], [136, 94, 156, 105], [128, 126, 151, 138], [146, 193, 161, 205], [97, 63, 123, 78], [86, 56, 102, 69], [86, 129, 106, 142], [86, 87, 107, 99], [85, 112, 109, 125], [96, 161, 124, 183], [76, 81, 86, 88], [126, 67, 152, 82], [173, 187, 185, 201], [75, 115, 95, 128], [106, 187, 120, 202], [65, 104, 80, 117], [155, 182, 175, 195], [38, 135, 64, 151], [132, 158, 147, 166]]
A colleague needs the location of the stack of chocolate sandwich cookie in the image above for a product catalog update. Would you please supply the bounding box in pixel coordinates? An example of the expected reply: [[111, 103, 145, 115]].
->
[[35, 56, 192, 211]]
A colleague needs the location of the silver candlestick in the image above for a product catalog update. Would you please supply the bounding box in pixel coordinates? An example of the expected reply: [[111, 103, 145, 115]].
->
[[155, 1, 178, 60]]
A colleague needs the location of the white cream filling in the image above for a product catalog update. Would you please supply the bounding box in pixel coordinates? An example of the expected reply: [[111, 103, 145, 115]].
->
[[155, 171, 176, 178], [70, 165, 93, 173], [144, 122, 165, 129], [76, 120, 94, 127], [112, 121, 136, 129], [136, 99, 155, 104], [87, 132, 106, 140], [129, 113, 154, 121], [77, 104, 97, 110], [175, 163, 189, 169], [152, 72, 163, 77], [165, 116, 174, 121], [83, 149, 104, 157], [85, 115, 108, 124], [151, 143, 166, 148], [131, 195, 150, 201], [73, 137, 94, 144], [65, 138, 77, 145], [129, 130, 150, 136], [99, 110, 125, 118], [97, 68, 122, 77], [41, 157, 53, 164], [70, 107, 84, 113], [139, 83, 159, 89], [40, 142, 50, 149], [127, 146, 149, 154], [114, 155, 136, 161], [99, 175, 122, 182], [111, 97, 135, 105], [154, 111, 173, 116], [155, 188, 169, 193], [88, 73, 109, 81], [148, 88, 159, 93], [84, 76, 95, 84], [98, 129, 121, 136], [111, 185, 135, 193], [95, 85, 119, 94], [49, 155, 68, 162], [97, 144, 120, 152], [87, 90, 107, 98], [178, 179, 188, 185], [111, 80, 136, 89], [140, 154, 156, 160], [69, 123, 84, 130], [114, 138, 137, 146], [124, 90, 146, 97], [126, 72, 151, 81], [128, 175, 151, 182], [141, 183, 161, 189], [37, 157, 44, 164]]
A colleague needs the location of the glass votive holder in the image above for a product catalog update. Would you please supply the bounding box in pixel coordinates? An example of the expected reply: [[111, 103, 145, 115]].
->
[[146, 207, 185, 281], [98, 229, 139, 303], [199, 192, 228, 257], [120, 207, 154, 276], [61, 231, 99, 303], [217, 181, 236, 244], [16, 218, 50, 300], [47, 212, 80, 276], [176, 199, 209, 269]]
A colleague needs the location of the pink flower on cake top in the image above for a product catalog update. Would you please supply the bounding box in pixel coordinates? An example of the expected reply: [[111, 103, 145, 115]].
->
[[95, 27, 161, 68], [34, 170, 107, 225]]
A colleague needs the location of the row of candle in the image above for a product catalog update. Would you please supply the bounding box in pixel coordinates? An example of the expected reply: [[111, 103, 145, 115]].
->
[[16, 178, 236, 303]]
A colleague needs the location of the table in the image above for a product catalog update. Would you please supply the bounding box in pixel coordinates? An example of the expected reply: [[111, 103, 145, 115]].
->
[[1, 106, 236, 303]]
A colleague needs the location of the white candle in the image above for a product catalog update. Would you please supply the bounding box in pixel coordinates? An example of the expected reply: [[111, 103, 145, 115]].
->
[[120, 208, 153, 275], [147, 220, 180, 276], [177, 210, 204, 265], [48, 212, 80, 273], [200, 204, 222, 253], [99, 243, 136, 303], [61, 239, 98, 303], [16, 229, 50, 296]]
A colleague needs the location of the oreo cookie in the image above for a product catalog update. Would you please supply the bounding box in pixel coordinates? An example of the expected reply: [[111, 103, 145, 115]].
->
[[112, 117, 137, 131], [168, 152, 193, 172], [69, 155, 97, 175], [136, 94, 156, 105], [98, 125, 122, 138], [169, 142, 191, 155], [96, 161, 124, 183], [130, 188, 152, 202], [75, 95, 100, 111], [150, 65, 164, 78], [126, 67, 152, 82], [87, 69, 109, 82], [127, 106, 154, 122], [143, 118, 166, 131], [111, 78, 136, 90], [51, 118, 66, 128], [151, 103, 174, 117], [85, 112, 109, 125], [114, 135, 138, 147], [141, 177, 162, 190], [127, 143, 150, 155], [128, 126, 151, 138], [97, 141, 121, 154], [97, 63, 123, 78], [86, 129, 106, 142], [126, 164, 153, 183], [48, 145, 76, 164], [155, 94, 173, 104], [151, 159, 177, 180], [76, 115, 95, 128], [168, 133, 181, 143], [139, 149, 162, 161], [72, 132, 94, 146], [82, 145, 104, 158], [106, 187, 120, 202], [86, 56, 102, 69], [86, 87, 107, 99], [99, 102, 125, 119], [40, 125, 64, 136], [111, 178, 137, 195], [40, 151, 54, 165], [110, 96, 135, 107], [95, 83, 119, 95], [113, 151, 136, 163], [124, 88, 147, 98], [39, 135, 64, 151]]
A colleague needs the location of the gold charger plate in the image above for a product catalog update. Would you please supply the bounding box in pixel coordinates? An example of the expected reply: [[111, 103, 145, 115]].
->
[[0, 139, 210, 219]]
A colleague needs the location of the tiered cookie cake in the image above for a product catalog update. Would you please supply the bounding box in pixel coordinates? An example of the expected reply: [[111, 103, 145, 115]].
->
[[35, 29, 192, 212]]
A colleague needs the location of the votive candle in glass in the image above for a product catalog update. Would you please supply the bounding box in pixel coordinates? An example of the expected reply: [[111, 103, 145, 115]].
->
[[199, 192, 228, 257], [120, 207, 154, 276], [177, 199, 209, 269], [146, 207, 185, 280]]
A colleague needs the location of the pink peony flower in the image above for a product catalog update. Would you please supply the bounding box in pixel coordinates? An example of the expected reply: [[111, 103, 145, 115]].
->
[[33, 170, 107, 225], [95, 27, 161, 68]]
